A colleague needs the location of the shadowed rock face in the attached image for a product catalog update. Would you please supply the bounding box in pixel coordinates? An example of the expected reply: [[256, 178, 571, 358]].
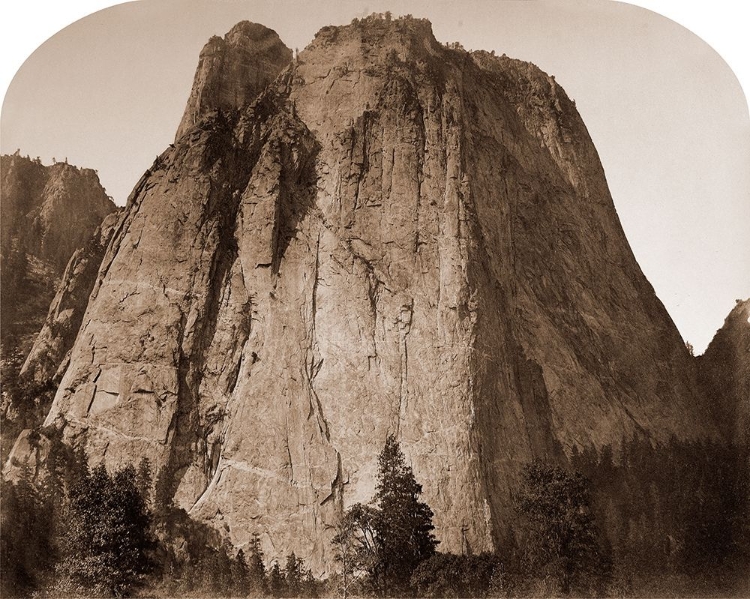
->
[[18, 16, 720, 573], [698, 299, 750, 445], [1, 156, 117, 271]]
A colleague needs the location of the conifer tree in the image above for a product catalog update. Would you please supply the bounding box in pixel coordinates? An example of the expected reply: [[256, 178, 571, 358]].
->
[[247, 532, 267, 594], [59, 462, 155, 596], [231, 549, 250, 596], [284, 552, 303, 596], [268, 561, 286, 597], [331, 435, 437, 596], [374, 434, 438, 593]]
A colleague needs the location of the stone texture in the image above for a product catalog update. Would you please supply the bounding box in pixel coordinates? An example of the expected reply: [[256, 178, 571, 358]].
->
[[698, 299, 750, 444], [1, 155, 117, 271], [0, 155, 117, 352], [1, 155, 118, 461], [175, 21, 293, 141], [20, 211, 122, 385], [15, 16, 722, 574]]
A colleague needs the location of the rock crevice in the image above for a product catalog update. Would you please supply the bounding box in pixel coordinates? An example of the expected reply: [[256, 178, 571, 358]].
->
[[10, 15, 722, 574]]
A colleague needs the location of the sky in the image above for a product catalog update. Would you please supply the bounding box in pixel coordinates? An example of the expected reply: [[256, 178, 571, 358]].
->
[[1, 1, 748, 354]]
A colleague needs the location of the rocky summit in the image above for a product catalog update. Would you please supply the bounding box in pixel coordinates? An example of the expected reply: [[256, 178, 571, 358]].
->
[[10, 16, 724, 573], [0, 154, 117, 363]]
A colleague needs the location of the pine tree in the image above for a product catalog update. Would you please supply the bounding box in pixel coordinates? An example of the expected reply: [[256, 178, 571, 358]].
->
[[247, 532, 267, 594], [231, 549, 250, 596], [136, 457, 153, 505], [515, 461, 610, 595], [59, 462, 155, 596], [374, 434, 438, 594], [268, 561, 286, 597], [284, 552, 303, 596]]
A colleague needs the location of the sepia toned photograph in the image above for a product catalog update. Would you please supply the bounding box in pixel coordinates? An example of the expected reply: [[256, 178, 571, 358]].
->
[[1, 1, 748, 597]]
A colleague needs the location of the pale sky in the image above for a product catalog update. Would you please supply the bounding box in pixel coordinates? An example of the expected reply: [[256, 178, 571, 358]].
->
[[1, 1, 748, 354]]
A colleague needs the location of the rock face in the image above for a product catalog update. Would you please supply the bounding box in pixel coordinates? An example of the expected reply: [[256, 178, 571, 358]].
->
[[1, 155, 117, 271], [698, 299, 750, 445], [0, 154, 117, 357], [24, 16, 719, 573], [20, 212, 121, 386], [175, 21, 293, 141]]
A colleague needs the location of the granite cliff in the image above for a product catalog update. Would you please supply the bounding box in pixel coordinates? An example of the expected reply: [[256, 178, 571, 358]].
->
[[10, 16, 722, 573], [0, 155, 117, 354], [698, 299, 750, 445], [1, 154, 118, 459]]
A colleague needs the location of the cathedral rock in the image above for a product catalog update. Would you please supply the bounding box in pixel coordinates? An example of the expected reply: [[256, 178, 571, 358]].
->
[[10, 16, 723, 573]]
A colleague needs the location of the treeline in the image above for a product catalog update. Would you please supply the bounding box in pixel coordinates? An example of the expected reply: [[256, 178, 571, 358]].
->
[[0, 428, 322, 598], [327, 435, 750, 597], [571, 437, 750, 595], [2, 428, 749, 597], [329, 438, 612, 598]]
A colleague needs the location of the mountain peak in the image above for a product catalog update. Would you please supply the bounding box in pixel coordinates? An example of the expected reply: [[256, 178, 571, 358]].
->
[[175, 21, 292, 141], [8, 17, 725, 575]]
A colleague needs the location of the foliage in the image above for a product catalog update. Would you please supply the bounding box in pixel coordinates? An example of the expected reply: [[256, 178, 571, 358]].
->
[[571, 437, 750, 593], [268, 561, 286, 597], [0, 467, 56, 597], [3, 418, 748, 598], [515, 460, 611, 596], [284, 552, 303, 595], [246, 532, 267, 594], [0, 358, 57, 463], [331, 434, 438, 596], [331, 501, 381, 596], [410, 552, 501, 598], [58, 462, 156, 596]]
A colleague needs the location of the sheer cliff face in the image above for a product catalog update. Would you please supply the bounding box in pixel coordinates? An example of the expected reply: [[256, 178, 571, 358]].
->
[[34, 17, 717, 571], [699, 300, 750, 444]]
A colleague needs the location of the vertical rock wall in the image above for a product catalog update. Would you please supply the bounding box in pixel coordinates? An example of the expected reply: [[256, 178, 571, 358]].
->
[[16, 16, 721, 574]]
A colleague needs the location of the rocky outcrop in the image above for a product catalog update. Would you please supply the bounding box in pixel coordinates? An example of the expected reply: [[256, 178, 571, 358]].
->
[[175, 21, 293, 141], [1, 155, 117, 271], [698, 299, 750, 444], [19, 15, 720, 574], [20, 212, 122, 385], [1, 154, 117, 357]]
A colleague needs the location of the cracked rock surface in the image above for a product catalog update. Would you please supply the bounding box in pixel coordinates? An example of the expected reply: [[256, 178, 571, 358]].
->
[[14, 17, 720, 573]]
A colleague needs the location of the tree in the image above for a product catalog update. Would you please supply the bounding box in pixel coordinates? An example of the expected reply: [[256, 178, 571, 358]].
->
[[59, 462, 155, 596], [301, 568, 319, 597], [231, 549, 250, 596], [409, 553, 501, 598], [136, 457, 153, 505], [374, 434, 438, 593], [247, 532, 267, 594], [284, 552, 303, 596], [268, 561, 286, 597], [515, 461, 610, 595], [331, 435, 437, 596], [331, 502, 381, 596], [0, 466, 56, 597]]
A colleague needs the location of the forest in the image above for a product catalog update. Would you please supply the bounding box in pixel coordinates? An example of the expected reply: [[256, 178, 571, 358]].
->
[[2, 423, 748, 598]]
